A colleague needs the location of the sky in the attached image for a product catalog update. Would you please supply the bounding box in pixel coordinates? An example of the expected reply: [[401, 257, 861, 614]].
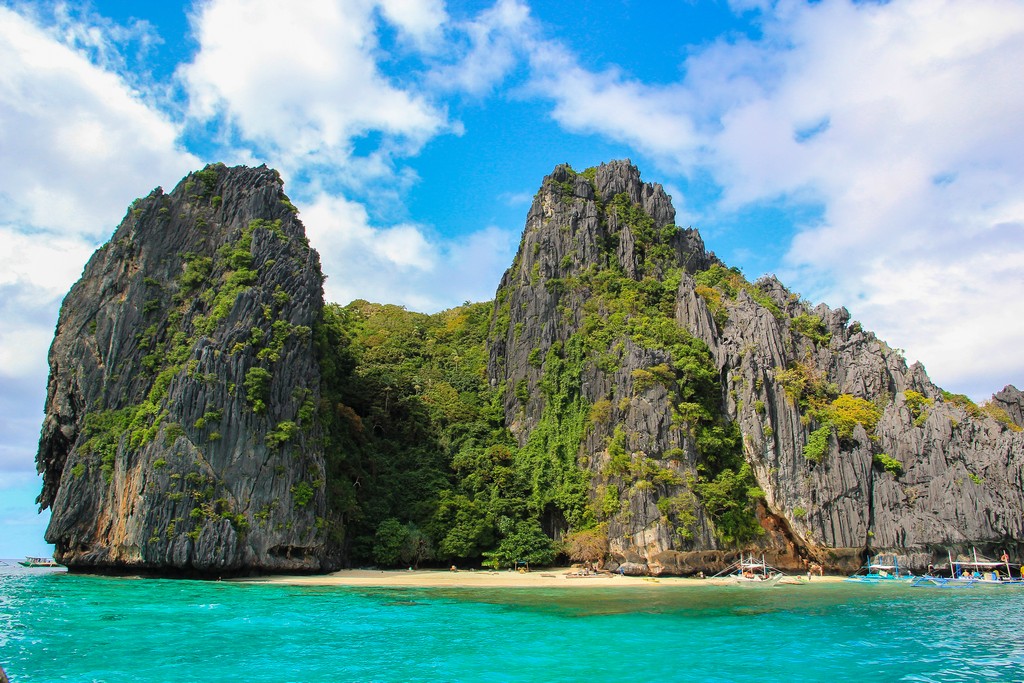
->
[[1, 0, 1022, 557]]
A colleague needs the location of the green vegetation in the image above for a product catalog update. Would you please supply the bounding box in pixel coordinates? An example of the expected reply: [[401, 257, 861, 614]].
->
[[904, 390, 933, 427], [775, 360, 881, 462], [266, 421, 298, 448], [803, 426, 831, 462], [981, 403, 1023, 432], [314, 299, 515, 564], [693, 264, 783, 326], [942, 390, 981, 416], [827, 394, 882, 440], [304, 182, 771, 565], [290, 481, 315, 508], [873, 453, 904, 477], [244, 367, 272, 413], [791, 313, 831, 346], [940, 391, 1022, 431]]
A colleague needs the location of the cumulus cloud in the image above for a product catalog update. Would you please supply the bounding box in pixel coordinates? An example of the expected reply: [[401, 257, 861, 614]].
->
[[378, 0, 448, 50], [429, 0, 532, 95], [0, 5, 199, 490], [0, 7, 198, 236], [528, 43, 701, 169], [179, 0, 449, 183], [521, 0, 1024, 397], [0, 236, 82, 476], [302, 194, 517, 311]]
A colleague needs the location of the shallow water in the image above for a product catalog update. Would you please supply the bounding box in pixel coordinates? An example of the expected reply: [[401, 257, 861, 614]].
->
[[2, 562, 1024, 682]]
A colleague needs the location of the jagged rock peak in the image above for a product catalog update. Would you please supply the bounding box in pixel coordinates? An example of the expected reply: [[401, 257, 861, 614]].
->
[[542, 159, 675, 239], [36, 163, 329, 576], [518, 160, 716, 286], [993, 385, 1024, 428], [489, 158, 1024, 574]]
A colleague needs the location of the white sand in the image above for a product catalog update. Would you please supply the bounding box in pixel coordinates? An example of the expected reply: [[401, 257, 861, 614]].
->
[[233, 568, 848, 589]]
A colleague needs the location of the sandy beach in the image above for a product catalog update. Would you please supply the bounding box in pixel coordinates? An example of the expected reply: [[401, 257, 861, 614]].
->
[[234, 568, 849, 589]]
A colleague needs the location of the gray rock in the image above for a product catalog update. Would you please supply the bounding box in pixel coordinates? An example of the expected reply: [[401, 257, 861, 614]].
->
[[993, 385, 1024, 428], [36, 165, 329, 576], [488, 159, 1024, 574]]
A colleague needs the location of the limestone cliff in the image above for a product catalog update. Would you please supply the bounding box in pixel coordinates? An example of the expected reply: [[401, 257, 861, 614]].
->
[[488, 160, 1024, 573], [37, 159, 1023, 576], [36, 164, 328, 575]]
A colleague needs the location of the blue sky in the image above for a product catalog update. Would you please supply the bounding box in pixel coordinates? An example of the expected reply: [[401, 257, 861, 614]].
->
[[1, 0, 1023, 557]]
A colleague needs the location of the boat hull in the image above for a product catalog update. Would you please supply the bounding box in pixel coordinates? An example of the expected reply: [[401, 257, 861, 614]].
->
[[18, 558, 61, 568]]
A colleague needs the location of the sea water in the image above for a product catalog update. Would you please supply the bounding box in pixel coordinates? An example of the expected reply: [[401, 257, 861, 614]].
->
[[3, 562, 1024, 682]]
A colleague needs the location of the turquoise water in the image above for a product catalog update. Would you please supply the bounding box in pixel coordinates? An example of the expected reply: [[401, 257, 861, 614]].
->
[[3, 563, 1024, 682]]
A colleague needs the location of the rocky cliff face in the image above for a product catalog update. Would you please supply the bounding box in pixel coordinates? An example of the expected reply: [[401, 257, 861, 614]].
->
[[489, 160, 1024, 573], [37, 164, 328, 575], [38, 159, 1023, 576]]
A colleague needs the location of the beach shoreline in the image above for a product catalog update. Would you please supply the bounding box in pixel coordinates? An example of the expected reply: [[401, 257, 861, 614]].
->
[[233, 568, 850, 589]]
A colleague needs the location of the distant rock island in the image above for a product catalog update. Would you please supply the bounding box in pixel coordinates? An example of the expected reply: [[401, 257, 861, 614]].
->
[[36, 161, 1024, 576]]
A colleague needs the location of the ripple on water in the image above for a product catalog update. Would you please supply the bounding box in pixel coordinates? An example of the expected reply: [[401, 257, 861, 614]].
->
[[3, 576, 1024, 681]]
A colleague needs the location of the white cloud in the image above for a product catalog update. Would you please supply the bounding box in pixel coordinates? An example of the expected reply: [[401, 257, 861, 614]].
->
[[378, 0, 448, 50], [0, 6, 198, 237], [180, 0, 449, 180], [0, 6, 199, 488], [302, 192, 516, 311], [0, 226, 97, 480], [430, 0, 531, 95], [519, 0, 1024, 397], [527, 42, 701, 168]]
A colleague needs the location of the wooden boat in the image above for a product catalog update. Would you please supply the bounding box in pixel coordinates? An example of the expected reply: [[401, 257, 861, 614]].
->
[[715, 555, 787, 587], [845, 554, 914, 583], [911, 548, 1021, 588], [18, 557, 61, 568]]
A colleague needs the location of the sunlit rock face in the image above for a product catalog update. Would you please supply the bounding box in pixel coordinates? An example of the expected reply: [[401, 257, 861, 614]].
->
[[37, 160, 1024, 577], [37, 165, 328, 576], [488, 160, 1024, 573]]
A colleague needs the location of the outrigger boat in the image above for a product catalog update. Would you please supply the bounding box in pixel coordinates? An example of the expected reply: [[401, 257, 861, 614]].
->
[[18, 557, 61, 568], [714, 554, 786, 587], [910, 548, 1021, 588], [845, 554, 914, 583]]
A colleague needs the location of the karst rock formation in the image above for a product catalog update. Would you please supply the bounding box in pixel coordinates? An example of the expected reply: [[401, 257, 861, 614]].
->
[[37, 160, 1024, 575]]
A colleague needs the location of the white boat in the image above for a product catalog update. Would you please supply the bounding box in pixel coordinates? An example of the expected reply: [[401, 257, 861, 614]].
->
[[716, 555, 787, 587], [18, 557, 61, 568]]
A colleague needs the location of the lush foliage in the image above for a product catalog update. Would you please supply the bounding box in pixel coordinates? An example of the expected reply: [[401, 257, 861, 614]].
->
[[873, 453, 904, 477], [803, 426, 831, 463], [904, 390, 933, 427], [693, 264, 783, 325], [776, 360, 881, 461], [314, 299, 533, 565], [791, 313, 831, 346], [310, 176, 766, 564]]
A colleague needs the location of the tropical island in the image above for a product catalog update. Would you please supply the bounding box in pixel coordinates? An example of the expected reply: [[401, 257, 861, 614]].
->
[[35, 160, 1024, 578]]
